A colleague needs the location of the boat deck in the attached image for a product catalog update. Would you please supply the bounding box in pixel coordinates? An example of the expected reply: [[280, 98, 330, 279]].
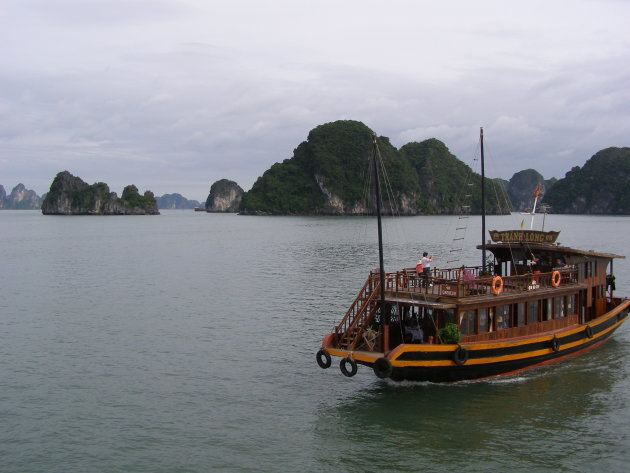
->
[[382, 266, 581, 304]]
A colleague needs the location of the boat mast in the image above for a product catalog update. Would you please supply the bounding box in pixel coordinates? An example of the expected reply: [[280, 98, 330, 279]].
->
[[529, 189, 539, 230], [480, 127, 487, 274], [372, 137, 386, 310]]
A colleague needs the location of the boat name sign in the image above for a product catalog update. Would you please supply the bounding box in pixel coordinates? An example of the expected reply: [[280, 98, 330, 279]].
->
[[489, 230, 560, 244], [440, 284, 458, 297]]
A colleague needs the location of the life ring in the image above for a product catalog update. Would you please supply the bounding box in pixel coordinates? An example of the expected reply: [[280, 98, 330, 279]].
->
[[373, 357, 393, 379], [491, 276, 504, 295], [551, 336, 560, 352], [585, 325, 593, 339], [551, 271, 561, 287], [397, 273, 408, 288], [316, 349, 332, 369], [453, 345, 469, 366], [340, 356, 358, 377]]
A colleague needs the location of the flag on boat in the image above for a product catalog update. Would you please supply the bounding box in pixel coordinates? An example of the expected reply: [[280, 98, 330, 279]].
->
[[534, 184, 541, 198]]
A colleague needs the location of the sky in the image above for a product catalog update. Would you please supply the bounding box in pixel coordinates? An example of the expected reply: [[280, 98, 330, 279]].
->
[[2, 0, 630, 201]]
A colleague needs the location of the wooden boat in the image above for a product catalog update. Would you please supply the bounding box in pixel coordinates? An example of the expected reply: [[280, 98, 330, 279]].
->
[[316, 130, 629, 382]]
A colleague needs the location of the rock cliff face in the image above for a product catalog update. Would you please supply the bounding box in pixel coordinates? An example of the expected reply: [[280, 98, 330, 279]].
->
[[205, 179, 243, 212], [41, 171, 159, 215], [506, 172, 557, 212], [0, 184, 42, 209], [507, 170, 546, 211]]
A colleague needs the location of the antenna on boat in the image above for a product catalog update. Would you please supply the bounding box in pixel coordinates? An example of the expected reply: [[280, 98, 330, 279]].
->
[[372, 136, 386, 313], [480, 127, 487, 274]]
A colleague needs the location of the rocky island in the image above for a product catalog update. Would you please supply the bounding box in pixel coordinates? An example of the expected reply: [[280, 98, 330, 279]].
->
[[0, 184, 43, 209], [238, 120, 507, 215], [41, 171, 159, 215], [205, 179, 243, 212]]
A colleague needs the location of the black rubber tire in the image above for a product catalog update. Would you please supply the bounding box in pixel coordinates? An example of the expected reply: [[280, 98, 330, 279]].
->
[[551, 336, 560, 352], [585, 325, 593, 339], [316, 349, 332, 369], [453, 346, 469, 366], [340, 357, 358, 377], [373, 357, 393, 379]]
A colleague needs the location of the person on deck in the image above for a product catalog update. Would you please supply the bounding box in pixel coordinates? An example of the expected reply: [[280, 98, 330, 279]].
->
[[421, 252, 433, 287], [460, 265, 475, 281]]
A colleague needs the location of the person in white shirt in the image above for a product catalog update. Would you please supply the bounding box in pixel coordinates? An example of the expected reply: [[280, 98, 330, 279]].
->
[[420, 252, 432, 287]]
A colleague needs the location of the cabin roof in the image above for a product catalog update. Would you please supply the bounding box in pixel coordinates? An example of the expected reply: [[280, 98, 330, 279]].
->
[[479, 242, 625, 260]]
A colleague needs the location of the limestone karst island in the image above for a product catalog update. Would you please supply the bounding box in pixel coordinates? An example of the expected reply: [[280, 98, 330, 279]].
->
[[41, 171, 159, 215], [5, 120, 630, 216]]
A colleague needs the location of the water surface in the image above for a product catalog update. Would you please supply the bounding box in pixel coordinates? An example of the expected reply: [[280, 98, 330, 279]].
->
[[1, 211, 629, 472]]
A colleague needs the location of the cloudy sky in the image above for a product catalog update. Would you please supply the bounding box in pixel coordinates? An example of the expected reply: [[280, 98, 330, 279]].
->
[[2, 0, 629, 201]]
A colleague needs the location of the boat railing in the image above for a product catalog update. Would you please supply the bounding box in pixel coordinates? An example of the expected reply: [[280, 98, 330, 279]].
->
[[385, 267, 578, 297]]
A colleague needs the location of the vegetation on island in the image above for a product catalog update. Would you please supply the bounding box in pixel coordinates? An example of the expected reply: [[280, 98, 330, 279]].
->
[[42, 171, 159, 215], [240, 120, 510, 215], [543, 147, 630, 214]]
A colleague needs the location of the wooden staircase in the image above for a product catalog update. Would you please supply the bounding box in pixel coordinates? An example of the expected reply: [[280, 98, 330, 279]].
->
[[334, 274, 381, 351]]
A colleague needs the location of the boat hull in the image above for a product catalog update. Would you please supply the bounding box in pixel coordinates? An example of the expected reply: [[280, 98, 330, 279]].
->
[[322, 301, 629, 383]]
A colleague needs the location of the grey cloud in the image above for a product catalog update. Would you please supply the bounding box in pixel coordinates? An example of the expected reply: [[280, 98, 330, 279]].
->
[[2, 1, 630, 200]]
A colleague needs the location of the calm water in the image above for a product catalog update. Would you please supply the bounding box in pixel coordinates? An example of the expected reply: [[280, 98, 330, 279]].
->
[[1, 210, 629, 473]]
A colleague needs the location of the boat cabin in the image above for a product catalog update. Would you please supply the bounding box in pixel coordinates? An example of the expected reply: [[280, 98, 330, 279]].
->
[[335, 240, 623, 353]]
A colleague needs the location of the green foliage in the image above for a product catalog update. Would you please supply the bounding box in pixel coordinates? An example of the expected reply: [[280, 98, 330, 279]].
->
[[241, 120, 421, 215], [240, 159, 325, 214], [438, 323, 461, 344], [42, 171, 157, 214], [544, 148, 630, 213], [120, 185, 155, 209], [400, 140, 509, 214]]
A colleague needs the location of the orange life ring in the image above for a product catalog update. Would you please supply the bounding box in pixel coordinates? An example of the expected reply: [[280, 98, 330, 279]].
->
[[491, 276, 504, 295], [551, 271, 561, 287]]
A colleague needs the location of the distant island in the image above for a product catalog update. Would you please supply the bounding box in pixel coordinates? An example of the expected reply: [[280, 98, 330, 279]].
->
[[235, 120, 507, 215], [156, 193, 201, 210], [0, 184, 43, 210], [205, 179, 244, 212], [7, 120, 630, 216], [41, 171, 159, 215], [235, 121, 506, 215], [206, 120, 630, 216], [543, 147, 630, 213]]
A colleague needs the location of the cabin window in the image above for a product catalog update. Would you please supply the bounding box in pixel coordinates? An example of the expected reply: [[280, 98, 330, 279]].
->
[[542, 298, 552, 321], [516, 302, 525, 326], [579, 261, 594, 279], [597, 285, 605, 298], [554, 297, 564, 318], [390, 304, 401, 323], [479, 308, 488, 333], [566, 294, 576, 316], [459, 310, 476, 335], [497, 305, 510, 329], [527, 300, 539, 324], [585, 262, 590, 278]]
